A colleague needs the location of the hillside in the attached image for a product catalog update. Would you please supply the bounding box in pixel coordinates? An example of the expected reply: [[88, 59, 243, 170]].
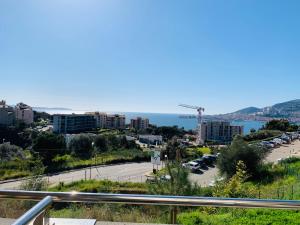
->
[[211, 99, 300, 121], [233, 107, 262, 115]]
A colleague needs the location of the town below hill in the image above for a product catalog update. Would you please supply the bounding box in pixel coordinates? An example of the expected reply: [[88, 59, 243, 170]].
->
[[206, 99, 300, 122]]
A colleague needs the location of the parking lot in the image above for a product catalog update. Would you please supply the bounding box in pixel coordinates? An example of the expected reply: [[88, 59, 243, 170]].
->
[[266, 139, 300, 163], [188, 133, 300, 187]]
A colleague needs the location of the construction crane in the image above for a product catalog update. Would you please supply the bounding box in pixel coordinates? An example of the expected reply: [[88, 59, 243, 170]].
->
[[179, 104, 205, 145]]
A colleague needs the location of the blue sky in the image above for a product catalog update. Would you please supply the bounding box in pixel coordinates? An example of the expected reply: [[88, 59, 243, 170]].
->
[[1, 0, 300, 114]]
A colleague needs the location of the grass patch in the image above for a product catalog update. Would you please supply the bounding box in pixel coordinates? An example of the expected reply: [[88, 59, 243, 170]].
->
[[178, 209, 300, 225], [48, 149, 150, 173], [49, 179, 148, 194], [186, 147, 211, 160]]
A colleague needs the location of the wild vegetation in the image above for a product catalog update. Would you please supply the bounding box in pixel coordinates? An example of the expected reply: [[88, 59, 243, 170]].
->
[[243, 119, 298, 143], [264, 119, 299, 132], [48, 157, 300, 224], [217, 136, 268, 178], [0, 125, 150, 180]]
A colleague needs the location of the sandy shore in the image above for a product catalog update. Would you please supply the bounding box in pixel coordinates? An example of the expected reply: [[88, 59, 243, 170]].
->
[[266, 139, 300, 163]]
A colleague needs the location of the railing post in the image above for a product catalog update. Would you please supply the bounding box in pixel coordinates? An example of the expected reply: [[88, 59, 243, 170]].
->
[[33, 212, 44, 225], [12, 196, 53, 225]]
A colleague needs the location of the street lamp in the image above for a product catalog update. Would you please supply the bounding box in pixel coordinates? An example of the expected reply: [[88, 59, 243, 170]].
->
[[165, 154, 168, 168], [90, 142, 95, 180]]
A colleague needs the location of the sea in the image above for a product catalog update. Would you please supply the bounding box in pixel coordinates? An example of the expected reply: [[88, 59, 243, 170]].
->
[[35, 109, 265, 135]]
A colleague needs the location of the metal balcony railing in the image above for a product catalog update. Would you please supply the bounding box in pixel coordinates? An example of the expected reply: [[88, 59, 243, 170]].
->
[[1, 190, 300, 225], [11, 196, 52, 225]]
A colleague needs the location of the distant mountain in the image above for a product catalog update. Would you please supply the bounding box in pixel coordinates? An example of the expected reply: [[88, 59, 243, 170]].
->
[[33, 107, 72, 111], [213, 99, 300, 121], [233, 107, 262, 115], [269, 99, 300, 114]]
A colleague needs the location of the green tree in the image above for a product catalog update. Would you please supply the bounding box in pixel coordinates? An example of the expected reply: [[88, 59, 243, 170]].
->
[[264, 119, 297, 131], [119, 136, 138, 149], [213, 160, 256, 198], [148, 162, 199, 224], [32, 132, 66, 165], [250, 128, 256, 133], [21, 159, 47, 191], [149, 162, 198, 196], [153, 126, 186, 140], [106, 135, 120, 150], [94, 135, 108, 152], [0, 143, 24, 161], [217, 135, 266, 178], [69, 134, 93, 158], [163, 137, 179, 161]]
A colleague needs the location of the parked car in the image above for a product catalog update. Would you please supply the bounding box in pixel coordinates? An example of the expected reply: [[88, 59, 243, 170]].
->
[[160, 175, 171, 181], [202, 155, 217, 165], [279, 138, 288, 144], [281, 134, 291, 144], [145, 175, 156, 184], [269, 141, 279, 147], [194, 159, 209, 170], [273, 138, 283, 145], [185, 161, 200, 170], [261, 141, 275, 149]]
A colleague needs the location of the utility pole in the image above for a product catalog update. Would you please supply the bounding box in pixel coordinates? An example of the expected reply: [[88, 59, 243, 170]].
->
[[90, 142, 95, 180], [90, 165, 92, 180]]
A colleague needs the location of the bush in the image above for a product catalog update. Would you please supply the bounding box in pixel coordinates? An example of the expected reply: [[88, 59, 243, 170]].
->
[[94, 135, 108, 152], [148, 162, 199, 196], [178, 209, 300, 225], [243, 130, 282, 142], [32, 132, 66, 164], [264, 119, 298, 132], [69, 134, 93, 158], [217, 136, 266, 178], [0, 143, 24, 161], [177, 211, 204, 225]]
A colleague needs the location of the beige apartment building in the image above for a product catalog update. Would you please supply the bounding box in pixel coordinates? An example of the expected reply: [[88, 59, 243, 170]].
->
[[86, 112, 107, 128], [130, 117, 149, 130], [86, 112, 126, 129], [15, 102, 34, 124]]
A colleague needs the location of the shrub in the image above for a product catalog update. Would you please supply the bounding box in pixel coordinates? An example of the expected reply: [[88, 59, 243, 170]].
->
[[243, 130, 281, 142], [217, 136, 266, 178], [32, 132, 66, 164], [0, 143, 24, 161], [69, 134, 93, 158], [177, 211, 204, 225], [94, 135, 108, 152]]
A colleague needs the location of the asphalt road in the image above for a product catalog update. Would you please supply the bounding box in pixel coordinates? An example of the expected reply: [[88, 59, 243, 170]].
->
[[0, 162, 162, 190], [1, 141, 299, 190]]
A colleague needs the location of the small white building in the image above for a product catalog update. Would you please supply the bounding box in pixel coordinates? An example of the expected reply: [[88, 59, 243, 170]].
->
[[15, 102, 34, 125], [138, 135, 163, 145]]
